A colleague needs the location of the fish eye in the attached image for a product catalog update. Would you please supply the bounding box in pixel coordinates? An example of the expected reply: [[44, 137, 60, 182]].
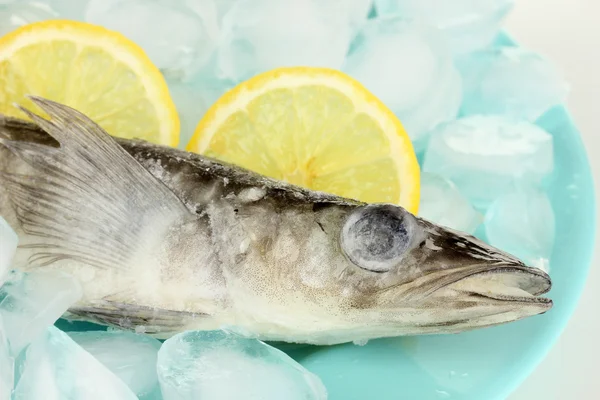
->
[[341, 204, 413, 273]]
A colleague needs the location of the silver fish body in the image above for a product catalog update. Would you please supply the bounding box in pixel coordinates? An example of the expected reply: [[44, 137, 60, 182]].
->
[[0, 97, 552, 345]]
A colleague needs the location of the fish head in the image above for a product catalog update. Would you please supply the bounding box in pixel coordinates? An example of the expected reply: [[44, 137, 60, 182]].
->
[[310, 203, 552, 341]]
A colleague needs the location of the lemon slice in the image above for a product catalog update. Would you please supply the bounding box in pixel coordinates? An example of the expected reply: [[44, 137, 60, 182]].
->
[[187, 67, 420, 212], [0, 20, 179, 146]]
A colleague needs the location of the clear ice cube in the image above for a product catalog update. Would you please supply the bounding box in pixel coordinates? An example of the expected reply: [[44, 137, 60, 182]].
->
[[86, 0, 214, 81], [84, 0, 120, 21], [0, 217, 18, 286], [0, 1, 58, 36], [403, 57, 463, 152], [68, 331, 162, 399], [182, 0, 220, 43], [374, 0, 514, 54], [0, 271, 82, 356], [457, 46, 569, 121], [201, 0, 236, 23], [0, 315, 14, 400], [157, 330, 327, 400], [485, 188, 555, 273], [196, 78, 234, 107], [168, 83, 210, 149], [418, 173, 482, 234], [216, 0, 352, 82], [422, 116, 553, 209], [325, 0, 373, 30], [343, 17, 462, 146], [12, 327, 137, 400], [45, 0, 90, 20]]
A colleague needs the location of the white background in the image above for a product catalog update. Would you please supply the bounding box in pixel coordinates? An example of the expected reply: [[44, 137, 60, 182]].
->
[[504, 1, 599, 399]]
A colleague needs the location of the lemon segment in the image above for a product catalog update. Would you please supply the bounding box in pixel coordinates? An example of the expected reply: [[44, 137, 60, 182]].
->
[[188, 67, 420, 213], [0, 20, 179, 147]]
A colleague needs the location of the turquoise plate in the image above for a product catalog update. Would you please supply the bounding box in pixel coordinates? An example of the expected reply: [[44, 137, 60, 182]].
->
[[56, 33, 596, 400]]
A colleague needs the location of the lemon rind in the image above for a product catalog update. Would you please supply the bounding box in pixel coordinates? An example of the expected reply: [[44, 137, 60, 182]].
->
[[0, 20, 179, 147], [188, 67, 420, 212]]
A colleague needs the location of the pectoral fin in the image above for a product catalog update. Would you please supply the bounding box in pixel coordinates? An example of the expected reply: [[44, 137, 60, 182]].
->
[[66, 300, 206, 336]]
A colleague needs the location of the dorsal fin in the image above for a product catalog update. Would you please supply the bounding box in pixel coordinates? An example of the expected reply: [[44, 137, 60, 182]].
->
[[0, 96, 191, 270], [0, 114, 58, 146]]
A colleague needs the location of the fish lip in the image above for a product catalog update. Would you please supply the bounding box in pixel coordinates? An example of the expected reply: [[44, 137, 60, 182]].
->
[[457, 264, 552, 296], [415, 263, 552, 298], [447, 264, 553, 307], [466, 289, 553, 306]]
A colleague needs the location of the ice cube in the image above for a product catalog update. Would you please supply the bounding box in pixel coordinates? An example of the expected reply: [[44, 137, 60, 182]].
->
[[84, 0, 120, 21], [344, 0, 374, 26], [86, 0, 214, 81], [0, 315, 14, 400], [168, 83, 210, 149], [457, 46, 569, 121], [422, 116, 553, 209], [157, 330, 327, 400], [374, 0, 514, 55], [196, 79, 234, 107], [485, 188, 555, 273], [324, 0, 373, 30], [403, 56, 463, 152], [418, 173, 482, 234], [0, 217, 18, 286], [0, 271, 82, 356], [343, 17, 462, 145], [211, 0, 238, 23], [12, 326, 137, 400], [68, 331, 162, 399], [217, 0, 352, 82], [45, 0, 90, 20], [182, 0, 220, 43], [0, 1, 58, 36]]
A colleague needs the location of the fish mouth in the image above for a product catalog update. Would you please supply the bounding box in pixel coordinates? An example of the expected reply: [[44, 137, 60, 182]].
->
[[447, 264, 552, 307], [403, 264, 553, 333]]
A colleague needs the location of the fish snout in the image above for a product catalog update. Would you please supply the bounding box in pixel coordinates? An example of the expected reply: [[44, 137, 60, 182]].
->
[[409, 220, 552, 306], [448, 263, 552, 306]]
